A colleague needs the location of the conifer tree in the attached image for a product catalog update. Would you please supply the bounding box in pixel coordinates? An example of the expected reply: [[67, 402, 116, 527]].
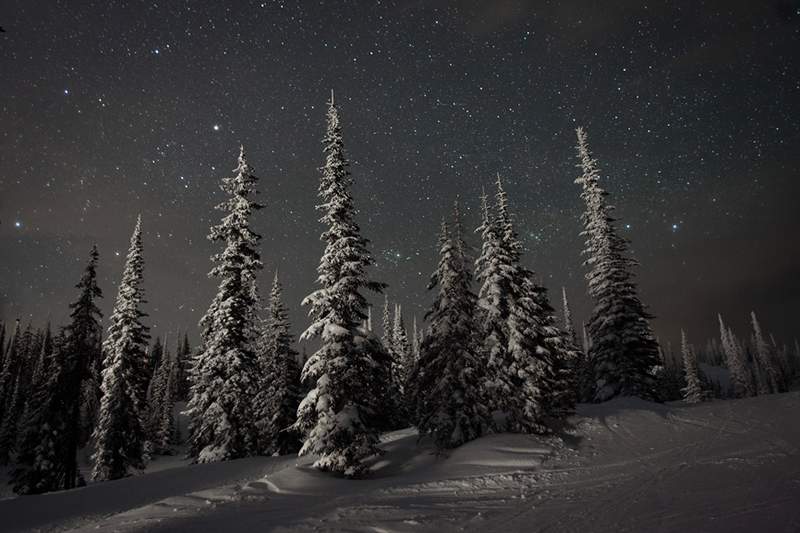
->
[[750, 312, 783, 393], [0, 320, 22, 464], [146, 340, 176, 453], [681, 330, 703, 403], [718, 314, 753, 397], [393, 304, 412, 390], [295, 92, 389, 476], [473, 178, 574, 430], [176, 332, 192, 400], [93, 217, 149, 481], [254, 272, 303, 455], [561, 287, 579, 347], [416, 209, 488, 449], [574, 127, 660, 401], [411, 315, 420, 363], [10, 333, 69, 494], [13, 247, 104, 492], [187, 146, 263, 463], [149, 336, 164, 377], [382, 294, 393, 353]]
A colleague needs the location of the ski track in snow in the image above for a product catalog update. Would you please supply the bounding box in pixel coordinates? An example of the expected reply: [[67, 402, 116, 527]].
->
[[2, 393, 800, 532]]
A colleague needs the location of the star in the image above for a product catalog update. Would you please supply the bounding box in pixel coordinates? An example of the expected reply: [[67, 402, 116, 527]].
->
[[213, 125, 220, 131], [14, 220, 22, 228]]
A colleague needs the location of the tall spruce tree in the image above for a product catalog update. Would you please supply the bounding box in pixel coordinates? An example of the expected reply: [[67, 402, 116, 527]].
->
[[146, 340, 176, 454], [750, 312, 783, 393], [93, 217, 150, 481], [416, 209, 488, 449], [382, 294, 393, 354], [10, 332, 69, 494], [393, 304, 412, 392], [187, 146, 263, 463], [13, 248, 103, 492], [681, 330, 703, 403], [295, 92, 390, 477], [473, 178, 574, 431], [574, 127, 660, 401], [718, 314, 753, 397], [176, 332, 192, 400], [0, 320, 23, 464], [561, 287, 578, 347], [254, 272, 303, 455]]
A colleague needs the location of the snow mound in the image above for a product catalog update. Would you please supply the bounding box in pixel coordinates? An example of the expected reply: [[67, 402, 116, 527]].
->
[[2, 393, 799, 532]]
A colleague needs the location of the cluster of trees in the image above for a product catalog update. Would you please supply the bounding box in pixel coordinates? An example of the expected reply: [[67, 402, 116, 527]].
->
[[7, 94, 796, 494], [0, 222, 196, 493], [653, 314, 800, 404], [181, 95, 661, 477]]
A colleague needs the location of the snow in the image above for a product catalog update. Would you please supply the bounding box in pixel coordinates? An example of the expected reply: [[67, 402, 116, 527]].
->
[[2, 393, 799, 532]]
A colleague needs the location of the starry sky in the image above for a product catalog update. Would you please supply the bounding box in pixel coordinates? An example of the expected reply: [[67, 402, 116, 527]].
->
[[1, 0, 799, 350]]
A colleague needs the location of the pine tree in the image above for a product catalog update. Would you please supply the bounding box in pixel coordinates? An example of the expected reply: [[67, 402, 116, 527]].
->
[[10, 333, 70, 494], [93, 218, 150, 481], [254, 272, 303, 455], [750, 312, 783, 393], [415, 209, 488, 449], [382, 294, 393, 353], [574, 127, 660, 401], [176, 332, 192, 401], [295, 92, 389, 477], [562, 287, 591, 402], [393, 304, 412, 391], [146, 339, 176, 454], [411, 315, 420, 363], [561, 287, 579, 347], [474, 178, 574, 431], [681, 330, 703, 403], [149, 336, 164, 377], [187, 146, 263, 463], [13, 247, 104, 492], [0, 320, 23, 464], [718, 314, 752, 397]]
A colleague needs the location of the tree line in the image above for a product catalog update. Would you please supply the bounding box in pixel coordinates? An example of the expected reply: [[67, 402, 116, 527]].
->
[[2, 93, 797, 492]]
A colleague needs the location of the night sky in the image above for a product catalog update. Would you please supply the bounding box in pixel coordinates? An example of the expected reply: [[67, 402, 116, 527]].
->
[[2, 1, 799, 350]]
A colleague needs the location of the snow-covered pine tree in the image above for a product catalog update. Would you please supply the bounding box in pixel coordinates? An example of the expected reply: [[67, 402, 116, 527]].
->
[[750, 312, 783, 394], [718, 314, 752, 397], [254, 272, 303, 455], [13, 247, 104, 491], [146, 339, 176, 454], [10, 332, 69, 494], [295, 92, 390, 476], [574, 127, 661, 401], [393, 304, 412, 390], [176, 332, 191, 400], [187, 146, 263, 463], [561, 287, 579, 347], [473, 186, 511, 417], [382, 294, 393, 353], [680, 330, 703, 403], [416, 209, 487, 449], [0, 321, 23, 464], [411, 315, 420, 362], [474, 178, 575, 430], [561, 287, 592, 402], [92, 217, 150, 481]]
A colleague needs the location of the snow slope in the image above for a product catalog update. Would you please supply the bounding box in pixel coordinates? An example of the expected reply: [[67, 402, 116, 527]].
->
[[2, 393, 799, 532]]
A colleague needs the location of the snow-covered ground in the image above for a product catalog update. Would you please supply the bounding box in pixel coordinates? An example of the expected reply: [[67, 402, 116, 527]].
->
[[2, 393, 799, 532]]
